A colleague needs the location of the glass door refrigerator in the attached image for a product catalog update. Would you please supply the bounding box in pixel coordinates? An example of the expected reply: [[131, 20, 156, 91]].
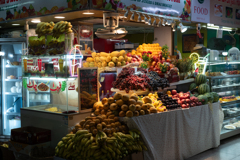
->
[[0, 38, 26, 135]]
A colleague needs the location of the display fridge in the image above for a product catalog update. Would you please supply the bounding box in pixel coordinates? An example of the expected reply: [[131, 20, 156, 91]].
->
[[0, 38, 26, 136]]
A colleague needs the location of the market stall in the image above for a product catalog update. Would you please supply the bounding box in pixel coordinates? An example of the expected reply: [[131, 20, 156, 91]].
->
[[0, 0, 232, 159]]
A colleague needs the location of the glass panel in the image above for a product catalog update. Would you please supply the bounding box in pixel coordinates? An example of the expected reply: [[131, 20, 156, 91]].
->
[[1, 43, 23, 135]]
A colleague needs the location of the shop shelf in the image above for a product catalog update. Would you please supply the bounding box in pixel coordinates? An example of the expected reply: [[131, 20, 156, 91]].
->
[[212, 84, 240, 92], [5, 65, 21, 68], [5, 92, 22, 96], [5, 79, 22, 82], [30, 100, 50, 103], [5, 112, 20, 116], [207, 74, 240, 79], [220, 127, 240, 140], [170, 78, 194, 86], [221, 100, 240, 107]]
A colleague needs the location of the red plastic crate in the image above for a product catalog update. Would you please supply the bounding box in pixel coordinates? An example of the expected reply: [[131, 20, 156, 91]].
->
[[11, 126, 51, 145]]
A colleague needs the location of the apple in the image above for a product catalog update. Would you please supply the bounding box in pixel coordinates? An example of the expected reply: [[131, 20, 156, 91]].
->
[[181, 99, 186, 104], [171, 90, 177, 95], [178, 100, 182, 105], [181, 104, 187, 108], [186, 99, 190, 103], [197, 102, 202, 106], [186, 104, 190, 108]]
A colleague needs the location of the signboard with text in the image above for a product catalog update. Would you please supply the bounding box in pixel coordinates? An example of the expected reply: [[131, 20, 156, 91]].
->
[[0, 0, 88, 22], [191, 0, 210, 23], [210, 0, 240, 28], [92, 0, 192, 22]]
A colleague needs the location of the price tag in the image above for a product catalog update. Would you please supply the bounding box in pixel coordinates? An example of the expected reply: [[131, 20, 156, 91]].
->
[[100, 77, 105, 82]]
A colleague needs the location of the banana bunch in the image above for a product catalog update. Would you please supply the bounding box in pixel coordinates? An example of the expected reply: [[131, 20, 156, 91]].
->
[[36, 22, 55, 38], [29, 39, 45, 47], [52, 21, 72, 38], [55, 129, 147, 160]]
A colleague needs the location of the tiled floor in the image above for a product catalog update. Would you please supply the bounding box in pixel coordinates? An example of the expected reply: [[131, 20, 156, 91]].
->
[[186, 134, 240, 160]]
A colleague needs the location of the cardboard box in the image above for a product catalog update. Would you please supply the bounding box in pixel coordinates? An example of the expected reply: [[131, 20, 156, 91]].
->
[[8, 141, 51, 155], [11, 126, 51, 144]]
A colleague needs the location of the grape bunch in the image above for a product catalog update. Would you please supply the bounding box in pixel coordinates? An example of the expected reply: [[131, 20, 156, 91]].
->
[[112, 67, 151, 93], [146, 71, 170, 91]]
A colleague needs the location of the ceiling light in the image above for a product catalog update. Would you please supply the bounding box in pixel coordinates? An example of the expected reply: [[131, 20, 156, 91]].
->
[[148, 16, 152, 25], [137, 14, 141, 22], [207, 23, 214, 26], [31, 19, 41, 23], [130, 12, 135, 20], [83, 12, 94, 15], [54, 16, 65, 19], [123, 10, 129, 18], [157, 18, 161, 27], [179, 23, 187, 33], [162, 19, 166, 26], [207, 26, 232, 31], [12, 24, 20, 26], [152, 17, 156, 26]]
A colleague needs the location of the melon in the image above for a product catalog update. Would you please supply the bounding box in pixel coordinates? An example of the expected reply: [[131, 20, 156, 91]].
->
[[198, 95, 208, 105], [211, 92, 219, 102], [190, 83, 197, 90], [195, 74, 207, 85], [204, 93, 213, 103], [198, 83, 210, 95]]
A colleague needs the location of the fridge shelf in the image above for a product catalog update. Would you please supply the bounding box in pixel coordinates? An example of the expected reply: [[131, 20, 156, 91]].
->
[[5, 65, 21, 68], [5, 79, 22, 82], [30, 100, 50, 103], [5, 112, 20, 116], [5, 92, 22, 96]]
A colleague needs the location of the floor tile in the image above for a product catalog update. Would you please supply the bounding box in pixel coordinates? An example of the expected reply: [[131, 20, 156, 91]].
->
[[186, 135, 240, 160]]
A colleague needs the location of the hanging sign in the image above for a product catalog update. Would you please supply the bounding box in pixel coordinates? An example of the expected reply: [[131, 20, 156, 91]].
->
[[191, 0, 210, 23], [210, 0, 240, 28], [0, 0, 88, 22], [92, 0, 192, 22]]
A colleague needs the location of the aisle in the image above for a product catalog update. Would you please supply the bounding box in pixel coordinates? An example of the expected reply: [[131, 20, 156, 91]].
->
[[186, 135, 240, 160]]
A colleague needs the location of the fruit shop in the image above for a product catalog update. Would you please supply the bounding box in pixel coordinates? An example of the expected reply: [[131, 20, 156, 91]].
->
[[0, 0, 238, 160]]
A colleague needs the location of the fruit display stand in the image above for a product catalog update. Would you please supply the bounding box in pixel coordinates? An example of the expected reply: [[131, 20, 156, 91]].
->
[[121, 102, 221, 160]]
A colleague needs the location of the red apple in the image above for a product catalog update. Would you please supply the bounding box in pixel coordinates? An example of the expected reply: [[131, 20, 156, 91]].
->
[[186, 104, 190, 108], [186, 99, 190, 103], [171, 90, 177, 95], [181, 99, 186, 104], [181, 104, 187, 108], [178, 100, 182, 105]]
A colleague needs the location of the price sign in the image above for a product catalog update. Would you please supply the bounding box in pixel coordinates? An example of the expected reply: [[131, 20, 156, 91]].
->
[[78, 67, 98, 112]]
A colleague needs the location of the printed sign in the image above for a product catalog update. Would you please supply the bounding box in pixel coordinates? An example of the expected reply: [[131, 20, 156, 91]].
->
[[210, 0, 240, 28], [191, 0, 210, 23], [0, 0, 88, 22], [92, 0, 192, 22]]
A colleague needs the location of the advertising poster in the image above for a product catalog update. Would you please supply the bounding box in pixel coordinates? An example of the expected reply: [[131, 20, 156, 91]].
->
[[92, 0, 192, 22], [210, 0, 240, 28], [0, 0, 88, 22], [191, 0, 210, 23]]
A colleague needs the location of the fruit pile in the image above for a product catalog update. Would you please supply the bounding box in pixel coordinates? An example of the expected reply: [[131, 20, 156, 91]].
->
[[93, 92, 166, 119], [28, 38, 46, 55], [53, 21, 73, 38], [55, 117, 147, 160], [112, 67, 151, 93], [83, 50, 129, 68], [126, 53, 143, 64], [132, 43, 162, 57], [47, 40, 65, 55], [189, 74, 219, 104], [36, 22, 55, 38], [158, 92, 181, 109], [146, 71, 170, 91]]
